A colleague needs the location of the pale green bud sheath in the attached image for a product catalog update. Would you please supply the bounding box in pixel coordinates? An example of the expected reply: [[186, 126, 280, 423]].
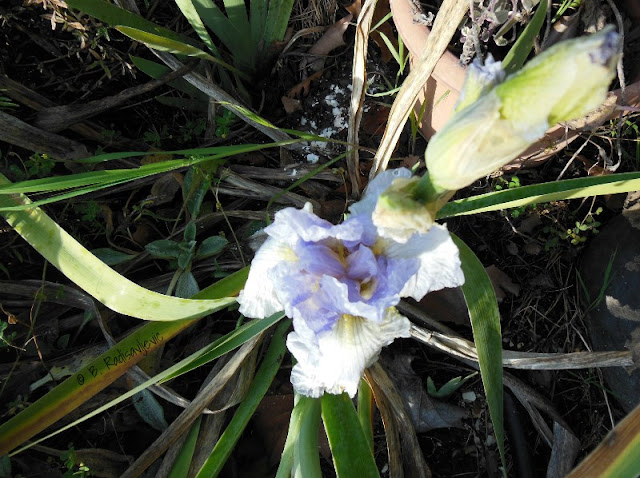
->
[[424, 27, 620, 193], [373, 176, 436, 242], [454, 55, 505, 113]]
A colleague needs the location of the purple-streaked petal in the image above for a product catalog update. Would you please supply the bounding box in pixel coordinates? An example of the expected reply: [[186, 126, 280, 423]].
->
[[346, 244, 378, 281], [384, 224, 464, 300], [266, 203, 362, 245]]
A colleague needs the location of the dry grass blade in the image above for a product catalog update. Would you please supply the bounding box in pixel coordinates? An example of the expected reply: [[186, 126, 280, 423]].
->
[[185, 352, 257, 476], [410, 325, 634, 370], [120, 334, 263, 477], [366, 361, 431, 478], [0, 75, 146, 150], [219, 168, 319, 209], [229, 164, 343, 183], [156, 351, 256, 476], [96, 312, 223, 415], [33, 61, 197, 133], [369, 0, 468, 178], [152, 51, 298, 148], [0, 110, 89, 161], [347, 0, 378, 197], [547, 421, 581, 478]]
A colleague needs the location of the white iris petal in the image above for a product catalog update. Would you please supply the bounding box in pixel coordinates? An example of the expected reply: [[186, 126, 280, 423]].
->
[[287, 308, 411, 398], [385, 224, 465, 300], [237, 237, 293, 318], [236, 169, 465, 398]]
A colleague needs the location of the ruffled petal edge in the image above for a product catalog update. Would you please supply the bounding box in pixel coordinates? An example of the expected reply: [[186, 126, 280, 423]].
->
[[287, 308, 411, 397]]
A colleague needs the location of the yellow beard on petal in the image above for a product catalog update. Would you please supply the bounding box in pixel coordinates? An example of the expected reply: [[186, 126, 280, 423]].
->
[[335, 314, 366, 346]]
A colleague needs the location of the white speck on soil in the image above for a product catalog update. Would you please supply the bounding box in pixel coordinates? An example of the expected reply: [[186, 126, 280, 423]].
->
[[462, 391, 477, 402]]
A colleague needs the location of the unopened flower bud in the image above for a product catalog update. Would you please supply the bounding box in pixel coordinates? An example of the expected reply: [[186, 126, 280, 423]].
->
[[455, 54, 505, 112], [426, 28, 620, 192], [372, 176, 436, 242]]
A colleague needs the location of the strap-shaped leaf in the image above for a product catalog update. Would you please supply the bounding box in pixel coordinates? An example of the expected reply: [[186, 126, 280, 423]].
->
[[130, 55, 208, 99], [191, 0, 253, 66], [195, 319, 290, 477], [116, 26, 248, 79], [0, 310, 282, 456], [321, 393, 379, 478], [502, 0, 549, 75], [169, 416, 203, 477], [453, 235, 505, 471], [0, 143, 297, 210], [0, 173, 234, 321], [438, 172, 640, 219], [174, 0, 220, 56], [263, 0, 295, 47], [66, 0, 198, 46], [249, 0, 267, 53], [276, 395, 322, 478]]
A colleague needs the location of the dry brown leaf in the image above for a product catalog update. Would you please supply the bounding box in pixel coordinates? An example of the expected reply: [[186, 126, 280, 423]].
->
[[361, 103, 390, 136], [575, 155, 612, 176], [383, 355, 468, 432], [307, 14, 353, 72], [418, 287, 470, 326], [281, 95, 301, 114], [252, 395, 294, 467], [371, 0, 469, 177], [148, 173, 181, 207], [344, 0, 362, 18], [523, 241, 542, 256], [518, 214, 542, 234], [486, 265, 520, 302], [287, 70, 323, 98]]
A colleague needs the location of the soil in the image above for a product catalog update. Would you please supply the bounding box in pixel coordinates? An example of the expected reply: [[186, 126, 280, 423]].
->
[[0, 0, 639, 477]]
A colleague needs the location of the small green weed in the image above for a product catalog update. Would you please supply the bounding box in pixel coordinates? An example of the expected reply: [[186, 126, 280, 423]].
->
[[145, 167, 228, 297], [427, 372, 477, 399], [215, 109, 236, 138], [8, 153, 56, 180], [543, 206, 602, 250], [72, 201, 102, 223], [179, 117, 207, 143], [494, 175, 532, 218], [0, 321, 18, 351], [552, 0, 582, 21], [60, 445, 91, 478], [143, 125, 170, 148], [0, 95, 17, 110]]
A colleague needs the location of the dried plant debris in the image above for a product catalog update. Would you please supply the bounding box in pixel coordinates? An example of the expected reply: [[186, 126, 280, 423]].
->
[[384, 355, 468, 432]]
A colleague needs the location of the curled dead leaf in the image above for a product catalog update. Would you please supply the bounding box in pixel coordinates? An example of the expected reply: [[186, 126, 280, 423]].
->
[[307, 14, 353, 72], [486, 265, 520, 302], [281, 96, 302, 114], [344, 0, 362, 18], [287, 70, 323, 98]]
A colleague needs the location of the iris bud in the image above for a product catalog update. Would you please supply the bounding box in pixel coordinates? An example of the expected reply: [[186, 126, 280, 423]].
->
[[426, 28, 620, 192]]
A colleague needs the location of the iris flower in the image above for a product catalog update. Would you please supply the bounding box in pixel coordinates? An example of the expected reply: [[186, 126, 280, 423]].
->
[[237, 168, 464, 397]]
